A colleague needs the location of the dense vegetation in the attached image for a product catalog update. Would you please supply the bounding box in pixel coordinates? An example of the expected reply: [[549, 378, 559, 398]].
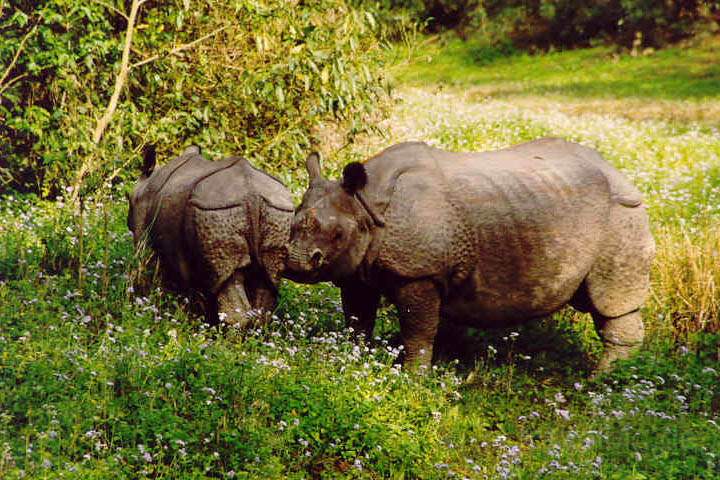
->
[[0, 0, 388, 197], [380, 0, 720, 47], [1, 1, 720, 478]]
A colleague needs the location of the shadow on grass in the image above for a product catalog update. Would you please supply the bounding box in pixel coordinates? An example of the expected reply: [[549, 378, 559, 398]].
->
[[433, 315, 597, 380]]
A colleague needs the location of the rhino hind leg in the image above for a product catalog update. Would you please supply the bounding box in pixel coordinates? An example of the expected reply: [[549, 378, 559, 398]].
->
[[581, 204, 654, 372], [243, 272, 277, 325], [215, 270, 253, 328], [593, 309, 644, 373]]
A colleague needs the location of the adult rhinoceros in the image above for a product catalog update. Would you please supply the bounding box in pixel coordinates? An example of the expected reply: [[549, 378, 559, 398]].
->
[[285, 138, 655, 372], [128, 145, 293, 327]]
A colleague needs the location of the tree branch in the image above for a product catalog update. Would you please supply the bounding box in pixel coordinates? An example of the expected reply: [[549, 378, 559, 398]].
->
[[92, 0, 146, 144], [88, 0, 129, 22], [0, 72, 28, 96], [130, 25, 227, 69], [0, 22, 38, 92]]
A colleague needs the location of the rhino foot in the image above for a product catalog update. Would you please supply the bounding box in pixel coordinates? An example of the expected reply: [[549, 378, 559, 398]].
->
[[594, 309, 644, 374]]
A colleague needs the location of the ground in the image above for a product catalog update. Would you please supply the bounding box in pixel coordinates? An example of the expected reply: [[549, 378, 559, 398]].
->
[[0, 36, 719, 479]]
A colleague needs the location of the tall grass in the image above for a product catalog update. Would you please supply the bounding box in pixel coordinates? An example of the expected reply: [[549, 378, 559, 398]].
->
[[651, 223, 720, 338]]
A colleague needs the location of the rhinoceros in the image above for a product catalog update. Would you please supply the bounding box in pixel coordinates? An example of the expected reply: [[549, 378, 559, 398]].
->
[[128, 145, 293, 326], [285, 138, 655, 372]]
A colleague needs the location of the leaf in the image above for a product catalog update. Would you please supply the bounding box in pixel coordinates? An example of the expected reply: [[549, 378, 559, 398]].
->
[[364, 11, 376, 29]]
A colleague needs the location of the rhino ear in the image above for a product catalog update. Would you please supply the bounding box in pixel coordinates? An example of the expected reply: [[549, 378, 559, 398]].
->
[[341, 162, 368, 194], [306, 152, 322, 182], [141, 145, 156, 177]]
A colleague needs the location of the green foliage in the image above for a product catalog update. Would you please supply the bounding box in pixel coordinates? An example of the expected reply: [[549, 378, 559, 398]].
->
[[394, 36, 720, 100], [369, 0, 483, 33], [0, 1, 388, 197], [1, 193, 719, 479], [481, 0, 720, 49]]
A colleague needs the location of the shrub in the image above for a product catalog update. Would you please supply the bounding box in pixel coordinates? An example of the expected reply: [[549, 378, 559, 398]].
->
[[370, 0, 483, 33], [0, 1, 388, 198]]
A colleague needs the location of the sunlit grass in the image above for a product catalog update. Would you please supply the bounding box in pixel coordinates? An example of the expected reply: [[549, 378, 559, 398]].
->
[[393, 36, 720, 101]]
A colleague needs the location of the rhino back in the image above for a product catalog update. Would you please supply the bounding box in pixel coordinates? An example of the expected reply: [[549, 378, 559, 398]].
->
[[185, 160, 294, 292], [372, 139, 628, 318], [146, 154, 241, 287], [246, 166, 294, 212]]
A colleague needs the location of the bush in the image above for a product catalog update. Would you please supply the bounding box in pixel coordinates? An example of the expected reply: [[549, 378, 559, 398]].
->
[[0, 1, 389, 198], [483, 0, 720, 49], [370, 0, 482, 33], [372, 0, 719, 49]]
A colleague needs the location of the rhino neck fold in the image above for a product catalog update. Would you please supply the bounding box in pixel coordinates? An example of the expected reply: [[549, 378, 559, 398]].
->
[[354, 191, 385, 227]]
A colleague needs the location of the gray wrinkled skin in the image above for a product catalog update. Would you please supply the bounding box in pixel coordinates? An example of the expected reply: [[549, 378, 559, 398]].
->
[[286, 138, 655, 372], [128, 146, 293, 327]]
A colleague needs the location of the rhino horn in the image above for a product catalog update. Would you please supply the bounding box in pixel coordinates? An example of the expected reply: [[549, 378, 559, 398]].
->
[[305, 152, 323, 181]]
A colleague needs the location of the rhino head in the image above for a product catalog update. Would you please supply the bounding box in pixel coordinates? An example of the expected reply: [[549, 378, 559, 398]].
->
[[126, 145, 159, 246], [286, 153, 384, 283]]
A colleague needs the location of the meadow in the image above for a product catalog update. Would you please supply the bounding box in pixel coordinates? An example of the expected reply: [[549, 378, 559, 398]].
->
[[1, 36, 720, 479]]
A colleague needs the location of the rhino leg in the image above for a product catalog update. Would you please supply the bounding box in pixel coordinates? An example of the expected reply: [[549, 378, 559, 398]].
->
[[244, 276, 276, 326], [593, 309, 644, 373], [247, 247, 287, 323], [582, 204, 653, 373], [216, 270, 252, 328], [340, 281, 380, 340], [251, 281, 277, 313], [395, 280, 441, 370]]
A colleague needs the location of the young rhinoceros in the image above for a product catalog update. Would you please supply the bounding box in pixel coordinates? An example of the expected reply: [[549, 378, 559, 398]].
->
[[286, 138, 655, 372], [128, 145, 293, 326]]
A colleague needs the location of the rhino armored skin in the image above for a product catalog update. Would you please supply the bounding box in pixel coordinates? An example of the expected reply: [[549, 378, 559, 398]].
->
[[286, 138, 655, 371], [128, 146, 293, 326]]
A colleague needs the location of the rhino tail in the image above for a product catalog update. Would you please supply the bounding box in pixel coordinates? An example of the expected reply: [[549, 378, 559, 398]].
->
[[612, 192, 643, 208]]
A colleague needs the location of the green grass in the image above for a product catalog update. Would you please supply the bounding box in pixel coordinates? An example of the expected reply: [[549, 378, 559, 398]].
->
[[394, 36, 720, 101], [2, 37, 720, 479]]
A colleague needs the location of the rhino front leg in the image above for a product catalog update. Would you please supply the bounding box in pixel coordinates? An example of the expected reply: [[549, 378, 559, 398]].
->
[[593, 309, 644, 373], [395, 280, 441, 370], [216, 270, 252, 328], [246, 248, 286, 323], [340, 281, 380, 340]]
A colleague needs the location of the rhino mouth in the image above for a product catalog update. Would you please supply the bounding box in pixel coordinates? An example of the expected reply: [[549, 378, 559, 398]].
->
[[285, 245, 323, 283]]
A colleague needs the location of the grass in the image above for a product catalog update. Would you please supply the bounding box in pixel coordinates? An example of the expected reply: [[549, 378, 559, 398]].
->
[[394, 36, 720, 100], [1, 36, 720, 479], [391, 35, 720, 125]]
